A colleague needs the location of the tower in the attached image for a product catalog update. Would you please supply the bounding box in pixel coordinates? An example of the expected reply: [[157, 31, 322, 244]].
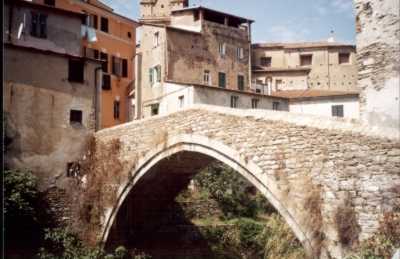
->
[[139, 0, 189, 24]]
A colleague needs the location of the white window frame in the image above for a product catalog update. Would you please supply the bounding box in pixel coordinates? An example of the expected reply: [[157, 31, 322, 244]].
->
[[153, 31, 160, 47], [178, 95, 184, 109], [219, 42, 226, 56], [237, 47, 244, 60], [251, 98, 259, 109], [230, 96, 239, 108], [203, 70, 211, 85]]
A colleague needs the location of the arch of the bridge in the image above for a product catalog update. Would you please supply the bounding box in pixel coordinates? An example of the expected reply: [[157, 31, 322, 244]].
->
[[100, 135, 316, 257]]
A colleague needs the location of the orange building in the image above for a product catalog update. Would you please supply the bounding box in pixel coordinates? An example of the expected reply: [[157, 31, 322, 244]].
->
[[33, 0, 139, 129]]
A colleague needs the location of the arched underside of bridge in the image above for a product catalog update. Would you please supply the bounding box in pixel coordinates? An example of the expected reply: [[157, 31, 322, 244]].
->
[[100, 136, 317, 257]]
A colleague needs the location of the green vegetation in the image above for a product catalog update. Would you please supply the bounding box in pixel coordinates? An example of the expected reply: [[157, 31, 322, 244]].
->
[[181, 162, 307, 259], [37, 228, 151, 259], [346, 209, 400, 259]]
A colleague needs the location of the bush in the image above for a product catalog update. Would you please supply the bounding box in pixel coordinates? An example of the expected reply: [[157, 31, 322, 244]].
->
[[193, 162, 269, 219], [346, 210, 400, 259]]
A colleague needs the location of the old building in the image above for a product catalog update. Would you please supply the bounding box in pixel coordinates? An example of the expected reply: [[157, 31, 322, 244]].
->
[[252, 41, 358, 93], [3, 0, 102, 187], [134, 1, 288, 118], [32, 0, 139, 128], [272, 90, 360, 119]]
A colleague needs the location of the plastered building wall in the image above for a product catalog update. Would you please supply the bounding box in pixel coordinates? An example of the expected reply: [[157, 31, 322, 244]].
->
[[252, 45, 358, 91], [355, 0, 400, 131], [289, 97, 360, 119], [4, 47, 100, 189]]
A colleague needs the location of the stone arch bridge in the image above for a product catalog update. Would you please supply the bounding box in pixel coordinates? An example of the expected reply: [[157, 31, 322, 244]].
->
[[85, 105, 399, 259]]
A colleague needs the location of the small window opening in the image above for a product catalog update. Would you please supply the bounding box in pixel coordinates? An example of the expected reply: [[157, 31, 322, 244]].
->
[[70, 110, 83, 124], [68, 59, 84, 83]]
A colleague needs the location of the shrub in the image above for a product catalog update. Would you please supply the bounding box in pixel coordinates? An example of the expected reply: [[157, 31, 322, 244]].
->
[[193, 162, 267, 219], [346, 210, 400, 259]]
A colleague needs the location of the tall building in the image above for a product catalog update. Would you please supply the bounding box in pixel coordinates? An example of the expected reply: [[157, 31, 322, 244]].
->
[[4, 0, 102, 185], [134, 1, 288, 118], [252, 42, 358, 93], [32, 0, 139, 128]]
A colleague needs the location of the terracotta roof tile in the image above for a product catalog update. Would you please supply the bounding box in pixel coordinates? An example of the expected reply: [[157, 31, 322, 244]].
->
[[270, 89, 359, 99]]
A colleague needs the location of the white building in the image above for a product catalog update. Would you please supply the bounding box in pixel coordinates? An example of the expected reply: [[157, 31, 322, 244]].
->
[[272, 90, 360, 119]]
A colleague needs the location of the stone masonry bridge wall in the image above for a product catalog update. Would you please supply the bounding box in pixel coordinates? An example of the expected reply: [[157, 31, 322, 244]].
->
[[80, 105, 400, 259]]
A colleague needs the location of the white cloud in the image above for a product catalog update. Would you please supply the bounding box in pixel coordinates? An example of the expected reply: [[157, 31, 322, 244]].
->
[[267, 25, 309, 42], [331, 0, 353, 12]]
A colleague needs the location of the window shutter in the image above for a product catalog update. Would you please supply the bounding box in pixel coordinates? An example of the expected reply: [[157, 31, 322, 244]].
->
[[122, 59, 128, 78], [31, 12, 38, 37], [156, 66, 161, 82], [149, 68, 153, 84], [39, 14, 47, 38]]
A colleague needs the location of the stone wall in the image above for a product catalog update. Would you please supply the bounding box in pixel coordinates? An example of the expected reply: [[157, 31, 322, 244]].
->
[[87, 105, 399, 258], [355, 0, 400, 131]]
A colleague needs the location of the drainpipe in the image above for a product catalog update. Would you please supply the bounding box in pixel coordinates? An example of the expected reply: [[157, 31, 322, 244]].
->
[[94, 67, 103, 131]]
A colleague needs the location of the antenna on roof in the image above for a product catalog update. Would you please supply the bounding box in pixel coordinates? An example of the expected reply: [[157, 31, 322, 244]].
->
[[327, 29, 335, 43]]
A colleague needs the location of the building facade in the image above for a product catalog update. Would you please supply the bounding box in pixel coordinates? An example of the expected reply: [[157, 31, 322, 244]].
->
[[4, 0, 102, 187], [135, 1, 287, 118], [252, 42, 358, 93], [272, 90, 360, 119], [32, 0, 139, 128]]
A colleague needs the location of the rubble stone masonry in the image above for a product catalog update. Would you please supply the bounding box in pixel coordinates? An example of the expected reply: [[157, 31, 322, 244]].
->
[[91, 105, 399, 258], [355, 0, 400, 131]]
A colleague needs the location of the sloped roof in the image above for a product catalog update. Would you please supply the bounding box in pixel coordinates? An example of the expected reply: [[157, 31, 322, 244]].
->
[[271, 89, 359, 100], [253, 41, 355, 49]]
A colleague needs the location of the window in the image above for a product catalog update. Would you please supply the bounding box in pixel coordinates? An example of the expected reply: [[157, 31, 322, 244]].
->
[[100, 52, 108, 73], [84, 14, 97, 29], [68, 59, 84, 83], [44, 0, 55, 6], [238, 75, 245, 91], [179, 95, 184, 108], [332, 105, 344, 117], [100, 17, 108, 32], [252, 99, 259, 109], [151, 104, 159, 116], [219, 42, 226, 56], [275, 79, 283, 90], [102, 74, 111, 90], [218, 72, 226, 88], [339, 53, 350, 64], [70, 110, 82, 124], [31, 13, 47, 38], [273, 102, 280, 111], [149, 68, 154, 84], [112, 56, 125, 77], [149, 66, 161, 85], [154, 65, 161, 82], [113, 101, 120, 119], [127, 31, 132, 38], [84, 47, 99, 59], [154, 32, 160, 47], [237, 47, 244, 60], [230, 96, 239, 108], [300, 54, 312, 66], [260, 57, 271, 67], [122, 59, 128, 78], [204, 70, 211, 85]]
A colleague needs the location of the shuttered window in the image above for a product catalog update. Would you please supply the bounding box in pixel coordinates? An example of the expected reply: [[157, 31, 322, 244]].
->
[[218, 72, 226, 88]]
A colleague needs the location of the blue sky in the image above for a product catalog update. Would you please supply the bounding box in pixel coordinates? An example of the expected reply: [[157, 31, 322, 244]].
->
[[102, 0, 356, 44]]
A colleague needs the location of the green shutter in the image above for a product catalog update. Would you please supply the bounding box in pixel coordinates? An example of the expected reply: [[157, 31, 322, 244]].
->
[[157, 66, 161, 82], [149, 68, 153, 84], [219, 73, 226, 88]]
